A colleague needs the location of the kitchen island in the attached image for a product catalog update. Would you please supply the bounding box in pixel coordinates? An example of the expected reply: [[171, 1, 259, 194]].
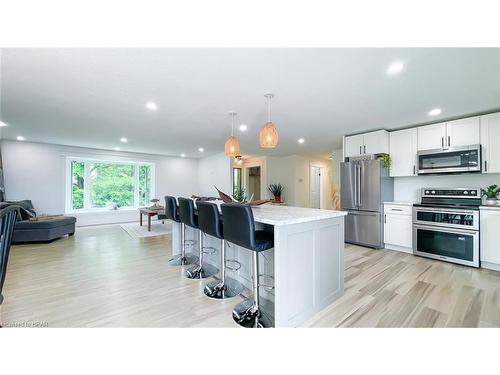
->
[[171, 203, 347, 327]]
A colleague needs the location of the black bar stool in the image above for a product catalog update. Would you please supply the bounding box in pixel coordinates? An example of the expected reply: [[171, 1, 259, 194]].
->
[[178, 197, 218, 279], [165, 196, 197, 266], [197, 201, 243, 299], [221, 203, 274, 328]]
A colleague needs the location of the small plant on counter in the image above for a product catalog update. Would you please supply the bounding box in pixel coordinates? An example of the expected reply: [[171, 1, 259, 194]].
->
[[268, 183, 284, 203], [481, 184, 500, 205], [379, 153, 392, 171], [232, 187, 248, 203]]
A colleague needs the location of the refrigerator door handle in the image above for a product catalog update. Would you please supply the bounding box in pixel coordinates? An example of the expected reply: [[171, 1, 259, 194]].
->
[[357, 163, 362, 208]]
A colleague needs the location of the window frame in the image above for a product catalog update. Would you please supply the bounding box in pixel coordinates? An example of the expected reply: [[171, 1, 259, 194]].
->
[[65, 157, 156, 213]]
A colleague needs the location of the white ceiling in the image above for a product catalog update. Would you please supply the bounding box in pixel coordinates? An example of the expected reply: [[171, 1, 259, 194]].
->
[[1, 48, 500, 158]]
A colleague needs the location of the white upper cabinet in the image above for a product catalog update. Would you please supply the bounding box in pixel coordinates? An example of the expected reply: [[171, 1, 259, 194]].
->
[[344, 134, 364, 157], [417, 123, 446, 150], [480, 113, 500, 174], [363, 130, 389, 155], [344, 130, 389, 158], [446, 117, 480, 147], [389, 128, 418, 177]]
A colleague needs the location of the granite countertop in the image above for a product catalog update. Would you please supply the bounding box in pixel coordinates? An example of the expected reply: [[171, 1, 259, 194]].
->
[[251, 204, 347, 226], [383, 201, 416, 206], [196, 200, 347, 226], [480, 205, 500, 211]]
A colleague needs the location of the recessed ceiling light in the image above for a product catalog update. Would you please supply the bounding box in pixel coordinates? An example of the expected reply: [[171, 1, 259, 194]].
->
[[198, 148, 204, 152], [145, 101, 158, 111], [114, 147, 120, 151], [120, 137, 128, 143], [386, 61, 404, 75], [180, 153, 186, 158], [0, 121, 7, 127], [17, 136, 25, 141], [428, 108, 442, 116], [298, 138, 305, 144], [239, 124, 248, 132]]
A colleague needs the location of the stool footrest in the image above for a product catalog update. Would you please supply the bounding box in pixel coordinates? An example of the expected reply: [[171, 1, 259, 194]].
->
[[225, 259, 242, 271], [202, 246, 217, 255], [258, 274, 275, 290]]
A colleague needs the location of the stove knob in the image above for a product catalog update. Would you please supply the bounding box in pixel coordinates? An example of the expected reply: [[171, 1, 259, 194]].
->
[[425, 190, 430, 194], [464, 191, 468, 195], [431, 190, 436, 194]]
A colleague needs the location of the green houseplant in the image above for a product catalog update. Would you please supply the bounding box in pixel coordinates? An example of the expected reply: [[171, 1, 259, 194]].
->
[[481, 184, 500, 206], [378, 153, 392, 171], [232, 187, 248, 203], [268, 183, 284, 203]]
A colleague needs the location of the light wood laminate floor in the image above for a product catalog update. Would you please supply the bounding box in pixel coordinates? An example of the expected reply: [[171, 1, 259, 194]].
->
[[2, 224, 499, 328]]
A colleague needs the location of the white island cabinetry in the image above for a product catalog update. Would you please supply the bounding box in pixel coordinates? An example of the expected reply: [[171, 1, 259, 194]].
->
[[171, 203, 347, 327], [480, 206, 500, 271]]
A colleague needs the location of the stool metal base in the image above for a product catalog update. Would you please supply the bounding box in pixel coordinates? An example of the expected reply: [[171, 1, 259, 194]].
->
[[232, 299, 271, 328], [204, 277, 244, 299], [185, 263, 218, 280], [168, 254, 198, 266]]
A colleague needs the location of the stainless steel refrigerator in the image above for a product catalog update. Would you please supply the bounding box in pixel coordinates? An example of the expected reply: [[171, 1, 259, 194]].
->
[[340, 159, 393, 248]]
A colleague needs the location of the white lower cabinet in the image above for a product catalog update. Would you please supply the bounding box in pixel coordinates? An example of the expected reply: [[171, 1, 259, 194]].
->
[[384, 203, 413, 253], [480, 207, 500, 270]]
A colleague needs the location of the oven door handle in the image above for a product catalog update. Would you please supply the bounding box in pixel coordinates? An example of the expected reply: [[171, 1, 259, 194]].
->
[[413, 207, 477, 215], [413, 224, 478, 236]]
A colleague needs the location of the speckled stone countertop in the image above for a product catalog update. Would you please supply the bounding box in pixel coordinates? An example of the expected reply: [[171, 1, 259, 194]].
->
[[251, 204, 347, 226]]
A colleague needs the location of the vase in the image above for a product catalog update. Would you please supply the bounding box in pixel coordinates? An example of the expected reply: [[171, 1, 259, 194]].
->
[[274, 195, 281, 203], [485, 198, 499, 206]]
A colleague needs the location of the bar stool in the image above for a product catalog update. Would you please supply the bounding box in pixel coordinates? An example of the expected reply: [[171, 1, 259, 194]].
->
[[178, 197, 218, 279], [197, 201, 243, 299], [221, 203, 274, 328], [165, 196, 197, 266]]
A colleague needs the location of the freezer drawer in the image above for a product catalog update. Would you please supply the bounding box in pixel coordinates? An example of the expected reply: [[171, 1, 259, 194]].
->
[[345, 210, 383, 248]]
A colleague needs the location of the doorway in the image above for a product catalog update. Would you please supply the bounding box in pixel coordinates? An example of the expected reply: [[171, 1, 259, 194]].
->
[[310, 166, 321, 209], [246, 166, 261, 201]]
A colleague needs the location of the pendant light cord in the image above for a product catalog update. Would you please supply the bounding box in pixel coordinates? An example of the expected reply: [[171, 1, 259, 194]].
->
[[267, 95, 271, 122]]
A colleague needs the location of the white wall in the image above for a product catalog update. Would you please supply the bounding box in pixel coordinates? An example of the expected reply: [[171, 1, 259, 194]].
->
[[1, 140, 198, 226], [394, 174, 500, 202], [197, 152, 231, 197]]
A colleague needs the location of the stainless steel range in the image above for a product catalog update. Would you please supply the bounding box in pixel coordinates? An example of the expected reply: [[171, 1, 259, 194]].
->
[[413, 188, 481, 267]]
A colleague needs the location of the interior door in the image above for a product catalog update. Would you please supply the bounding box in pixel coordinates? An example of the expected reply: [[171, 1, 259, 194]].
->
[[358, 160, 380, 212], [309, 166, 321, 209], [340, 162, 357, 210]]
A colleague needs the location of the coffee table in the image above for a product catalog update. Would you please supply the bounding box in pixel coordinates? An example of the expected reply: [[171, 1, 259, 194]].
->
[[139, 208, 164, 232]]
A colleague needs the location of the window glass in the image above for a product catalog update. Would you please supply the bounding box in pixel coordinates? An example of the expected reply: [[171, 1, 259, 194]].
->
[[139, 165, 152, 206], [71, 160, 84, 210], [89, 163, 134, 208]]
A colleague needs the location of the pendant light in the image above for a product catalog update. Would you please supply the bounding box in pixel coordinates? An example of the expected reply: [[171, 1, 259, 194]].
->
[[259, 92, 278, 148], [224, 111, 240, 157]]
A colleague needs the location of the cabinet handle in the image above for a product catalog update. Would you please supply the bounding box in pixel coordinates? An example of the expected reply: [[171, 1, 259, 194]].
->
[[441, 137, 444, 148], [364, 145, 366, 154], [448, 136, 451, 147], [384, 214, 387, 224], [359, 146, 362, 155], [391, 208, 403, 211], [413, 165, 416, 175], [485, 160, 488, 172]]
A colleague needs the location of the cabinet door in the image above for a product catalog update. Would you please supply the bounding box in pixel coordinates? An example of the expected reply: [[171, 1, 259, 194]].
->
[[480, 113, 500, 174], [344, 134, 364, 157], [384, 213, 412, 248], [417, 123, 446, 150], [446, 117, 480, 147], [389, 128, 418, 177], [363, 130, 389, 155], [480, 210, 500, 264]]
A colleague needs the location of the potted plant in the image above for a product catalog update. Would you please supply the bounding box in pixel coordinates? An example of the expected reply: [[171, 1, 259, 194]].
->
[[232, 187, 248, 203], [268, 183, 284, 203], [481, 185, 500, 206]]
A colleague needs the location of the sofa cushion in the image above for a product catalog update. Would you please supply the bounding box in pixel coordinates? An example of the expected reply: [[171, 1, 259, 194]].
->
[[15, 216, 77, 230]]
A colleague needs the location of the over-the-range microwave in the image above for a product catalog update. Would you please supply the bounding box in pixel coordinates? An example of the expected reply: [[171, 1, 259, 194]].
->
[[417, 144, 482, 175]]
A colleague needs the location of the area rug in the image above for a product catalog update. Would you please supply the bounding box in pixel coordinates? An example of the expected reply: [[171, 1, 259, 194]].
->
[[120, 221, 172, 238]]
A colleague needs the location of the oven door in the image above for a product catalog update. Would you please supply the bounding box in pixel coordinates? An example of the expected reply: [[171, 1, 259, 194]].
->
[[417, 145, 481, 174], [413, 224, 479, 267]]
